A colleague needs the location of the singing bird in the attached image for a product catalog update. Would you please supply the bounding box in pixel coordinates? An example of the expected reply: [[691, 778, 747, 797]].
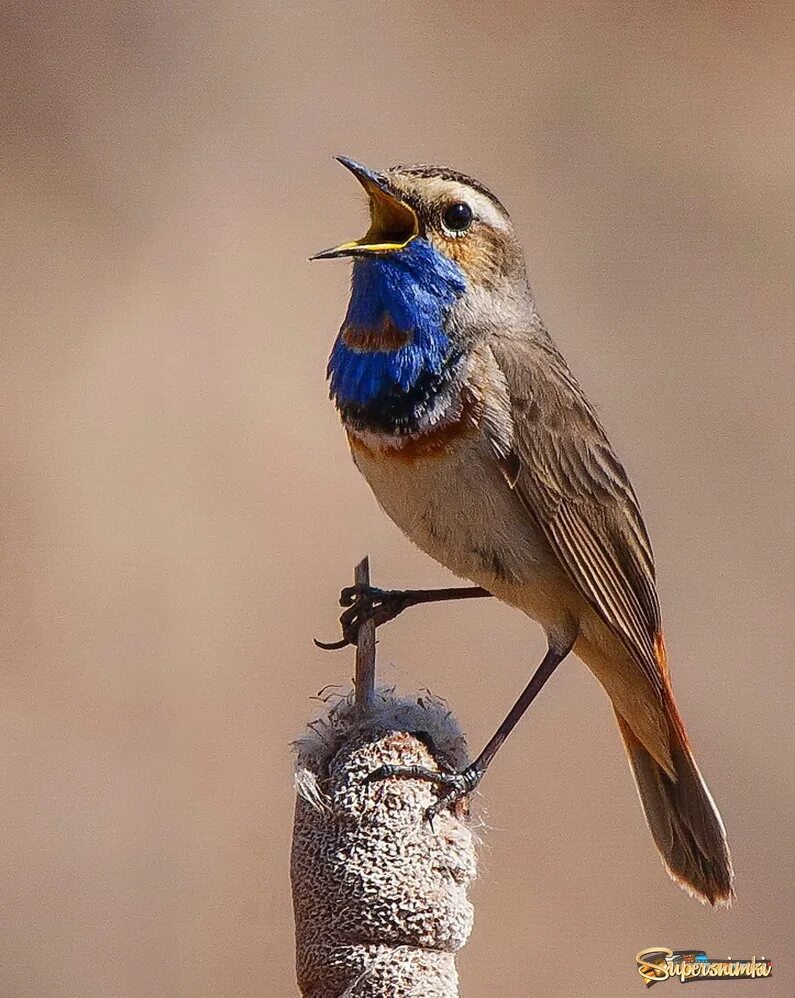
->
[[314, 157, 734, 906]]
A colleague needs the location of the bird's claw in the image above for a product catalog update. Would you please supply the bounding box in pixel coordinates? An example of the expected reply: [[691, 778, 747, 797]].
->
[[314, 584, 414, 651], [365, 762, 481, 823], [339, 583, 385, 608]]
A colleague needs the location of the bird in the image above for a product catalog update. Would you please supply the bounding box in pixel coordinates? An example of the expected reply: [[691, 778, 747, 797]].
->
[[313, 156, 734, 907]]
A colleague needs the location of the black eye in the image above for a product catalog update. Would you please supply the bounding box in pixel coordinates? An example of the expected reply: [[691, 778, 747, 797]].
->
[[442, 201, 473, 233]]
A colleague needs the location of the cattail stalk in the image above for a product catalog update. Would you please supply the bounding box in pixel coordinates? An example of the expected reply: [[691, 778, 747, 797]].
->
[[292, 684, 477, 996]]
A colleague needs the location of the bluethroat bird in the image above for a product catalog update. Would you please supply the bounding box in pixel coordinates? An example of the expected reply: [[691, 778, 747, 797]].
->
[[313, 157, 734, 906]]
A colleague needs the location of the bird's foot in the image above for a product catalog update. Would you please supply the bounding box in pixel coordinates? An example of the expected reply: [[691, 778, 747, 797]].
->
[[314, 584, 417, 650], [365, 762, 483, 825]]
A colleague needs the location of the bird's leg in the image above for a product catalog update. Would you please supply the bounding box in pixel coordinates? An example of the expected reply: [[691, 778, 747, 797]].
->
[[366, 643, 571, 821], [315, 584, 492, 650]]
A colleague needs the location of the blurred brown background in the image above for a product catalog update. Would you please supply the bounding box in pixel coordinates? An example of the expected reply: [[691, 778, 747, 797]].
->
[[1, 2, 792, 996]]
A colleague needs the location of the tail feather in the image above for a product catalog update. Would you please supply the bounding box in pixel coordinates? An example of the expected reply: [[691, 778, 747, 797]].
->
[[615, 708, 734, 907]]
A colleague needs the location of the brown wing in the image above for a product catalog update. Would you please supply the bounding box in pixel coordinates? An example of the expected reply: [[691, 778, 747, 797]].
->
[[488, 332, 664, 694]]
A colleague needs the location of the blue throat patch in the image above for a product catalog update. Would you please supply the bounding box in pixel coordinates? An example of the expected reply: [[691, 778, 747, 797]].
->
[[327, 239, 467, 408]]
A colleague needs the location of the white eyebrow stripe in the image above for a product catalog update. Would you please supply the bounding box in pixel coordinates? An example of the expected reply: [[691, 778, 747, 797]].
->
[[464, 189, 511, 232]]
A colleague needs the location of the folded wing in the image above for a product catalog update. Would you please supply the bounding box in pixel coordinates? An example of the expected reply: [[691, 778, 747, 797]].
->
[[487, 332, 663, 695]]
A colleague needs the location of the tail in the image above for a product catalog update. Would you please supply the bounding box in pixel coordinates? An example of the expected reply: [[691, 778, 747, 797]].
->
[[615, 699, 734, 907]]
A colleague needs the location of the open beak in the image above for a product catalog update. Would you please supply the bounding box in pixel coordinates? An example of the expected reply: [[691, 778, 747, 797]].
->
[[311, 156, 419, 260]]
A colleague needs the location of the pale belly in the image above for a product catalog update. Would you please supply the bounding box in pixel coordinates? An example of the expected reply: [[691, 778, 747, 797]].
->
[[349, 430, 581, 635], [348, 429, 670, 763]]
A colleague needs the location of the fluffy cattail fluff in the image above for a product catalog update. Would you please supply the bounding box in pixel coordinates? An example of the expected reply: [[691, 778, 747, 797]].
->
[[291, 689, 477, 998]]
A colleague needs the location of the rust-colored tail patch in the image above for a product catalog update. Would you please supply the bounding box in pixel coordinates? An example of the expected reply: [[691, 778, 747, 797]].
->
[[654, 631, 692, 752], [654, 631, 671, 685]]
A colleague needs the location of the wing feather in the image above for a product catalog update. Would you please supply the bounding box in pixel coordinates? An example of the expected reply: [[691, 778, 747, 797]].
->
[[488, 331, 663, 693]]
